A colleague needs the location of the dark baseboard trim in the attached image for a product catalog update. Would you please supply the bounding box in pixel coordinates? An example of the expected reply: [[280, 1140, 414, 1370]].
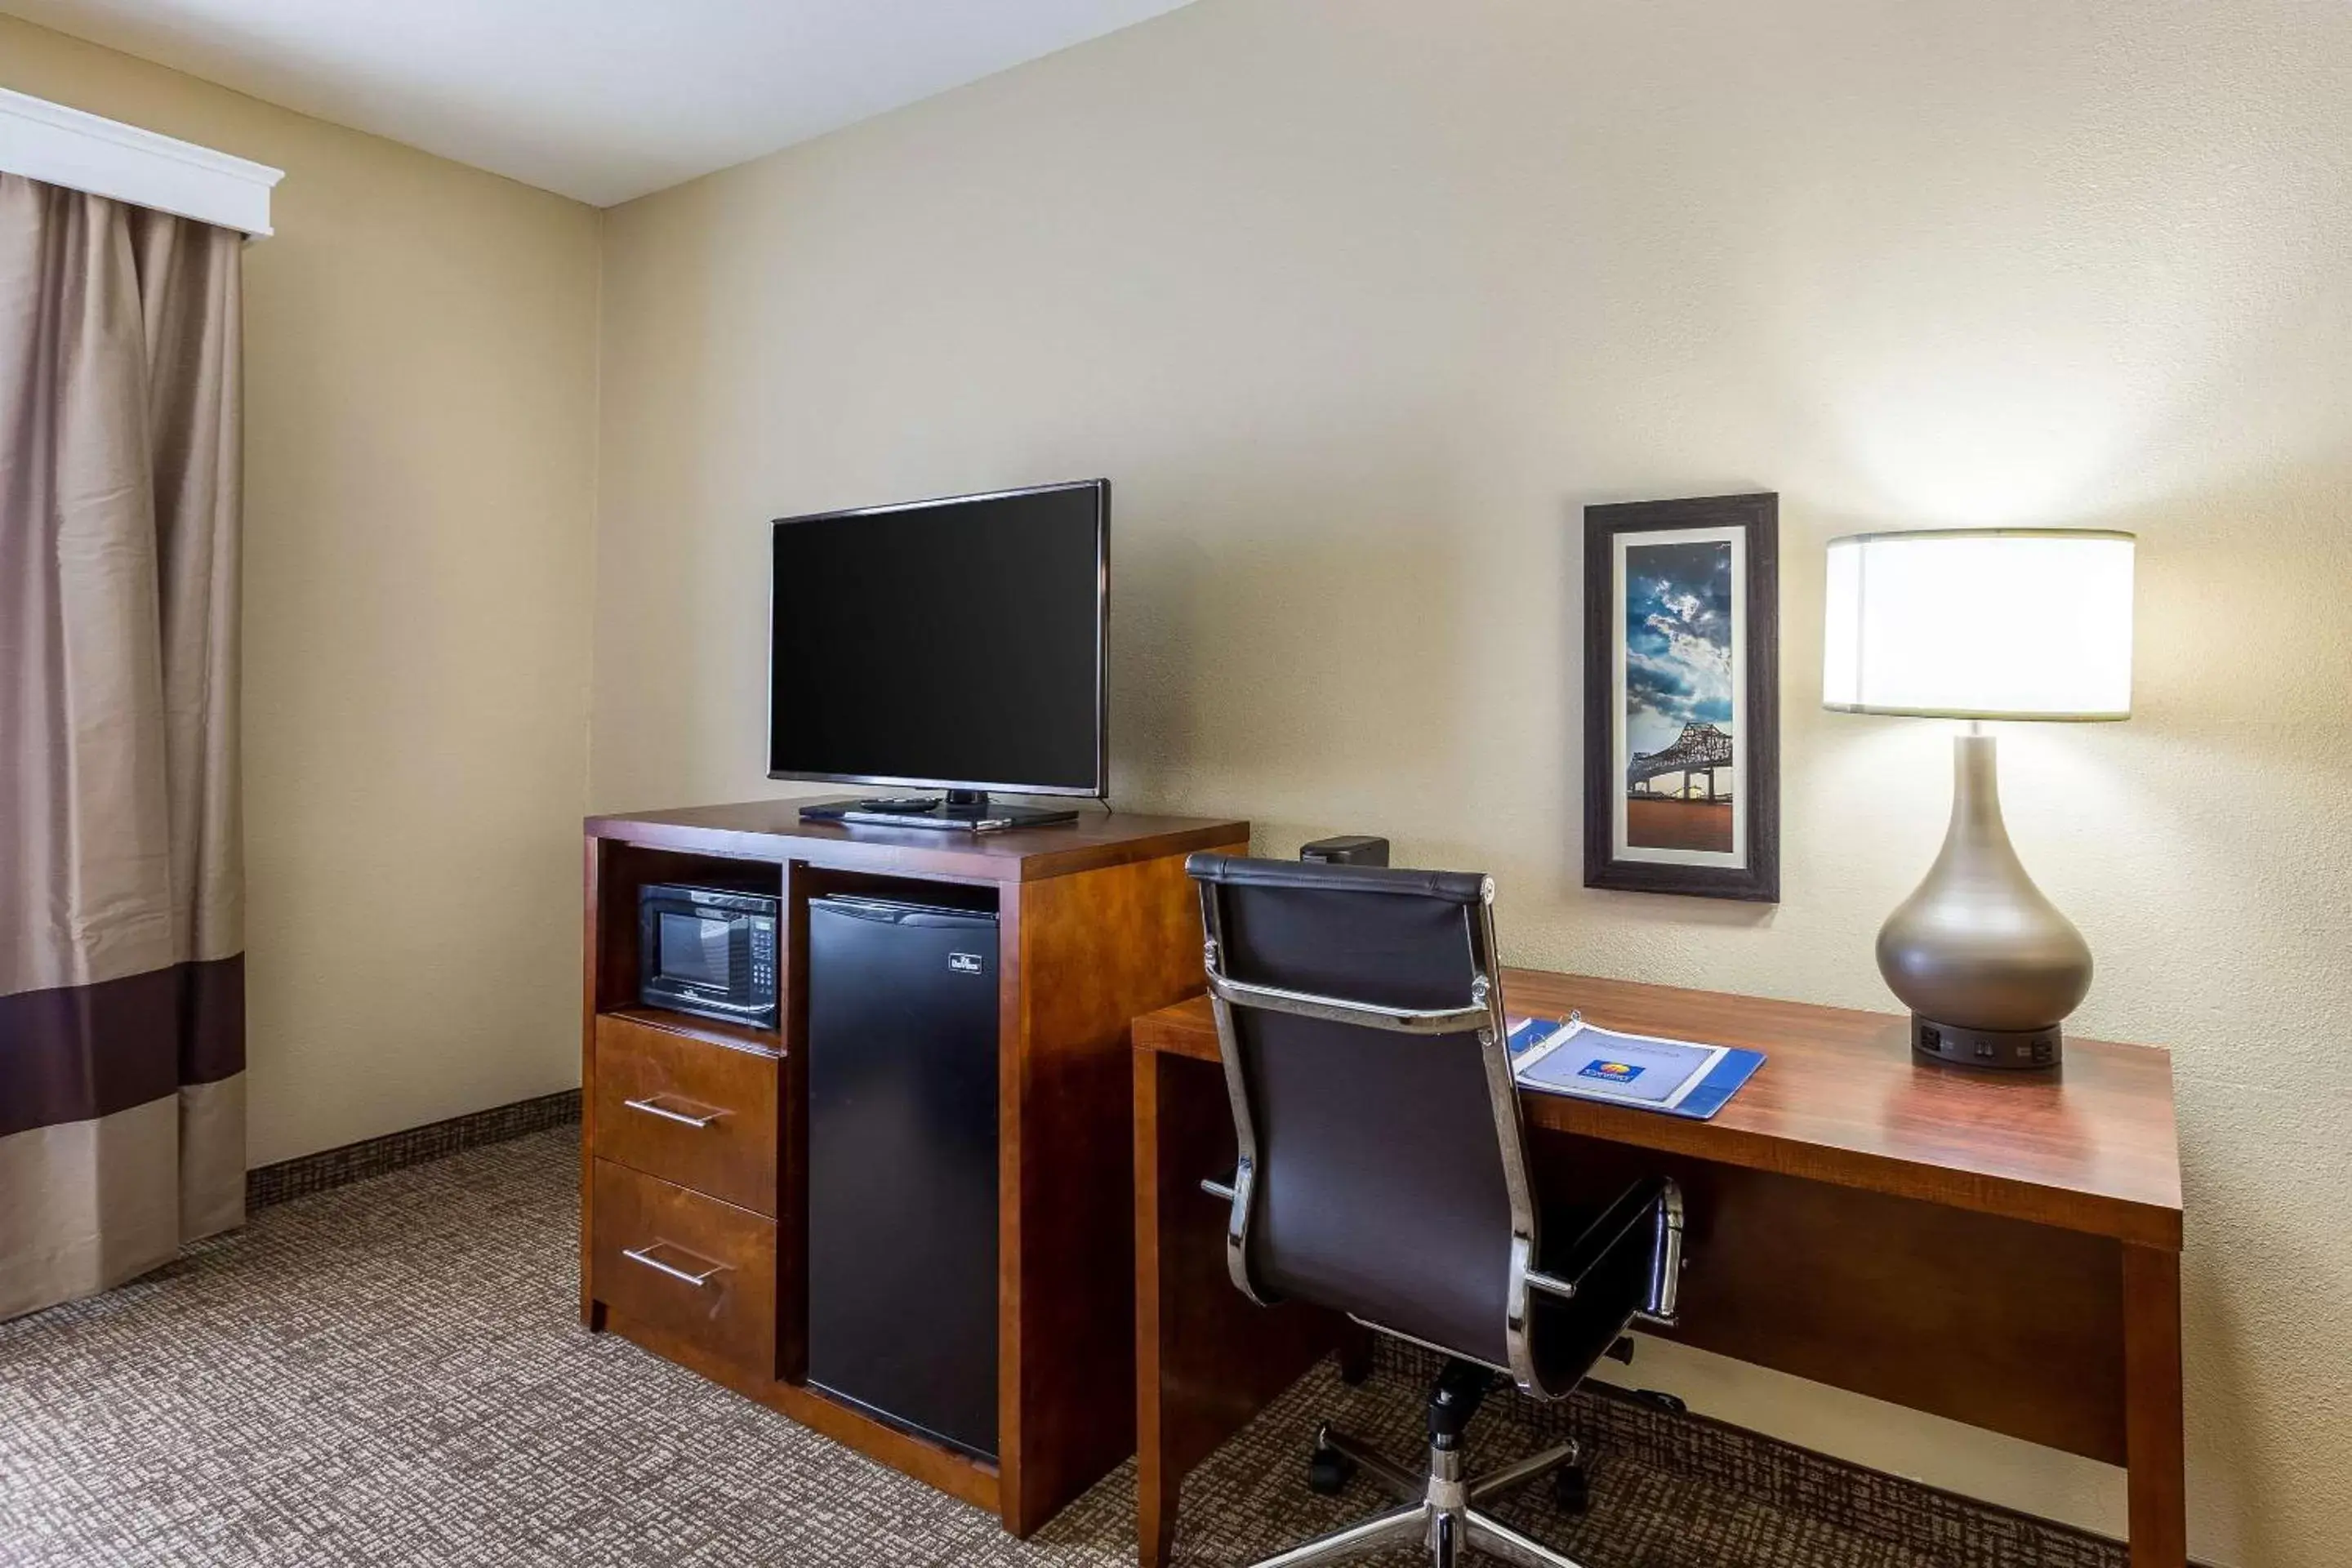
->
[[245, 1089, 581, 1210], [1370, 1338, 2140, 1568]]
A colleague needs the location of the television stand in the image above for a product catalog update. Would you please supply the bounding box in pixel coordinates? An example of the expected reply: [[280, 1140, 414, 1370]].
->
[[580, 799, 1249, 1534], [800, 790, 1080, 832]]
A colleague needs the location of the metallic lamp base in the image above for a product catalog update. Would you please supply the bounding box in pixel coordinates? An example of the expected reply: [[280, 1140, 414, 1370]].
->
[[1912, 1016, 2061, 1071]]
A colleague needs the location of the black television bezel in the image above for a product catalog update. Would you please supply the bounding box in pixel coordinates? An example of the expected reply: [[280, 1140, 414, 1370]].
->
[[765, 478, 1110, 800]]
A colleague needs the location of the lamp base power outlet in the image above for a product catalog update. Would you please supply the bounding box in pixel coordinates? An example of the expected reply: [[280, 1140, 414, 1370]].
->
[[1912, 1016, 2061, 1071]]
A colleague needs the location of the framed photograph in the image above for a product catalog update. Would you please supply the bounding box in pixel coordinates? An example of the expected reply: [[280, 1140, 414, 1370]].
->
[[1583, 492, 1779, 902]]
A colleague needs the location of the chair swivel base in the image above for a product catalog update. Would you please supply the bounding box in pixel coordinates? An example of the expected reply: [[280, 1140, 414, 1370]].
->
[[1245, 1419, 1588, 1568]]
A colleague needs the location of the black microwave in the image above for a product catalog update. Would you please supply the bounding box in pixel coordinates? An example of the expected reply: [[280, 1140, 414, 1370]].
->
[[639, 884, 780, 1029]]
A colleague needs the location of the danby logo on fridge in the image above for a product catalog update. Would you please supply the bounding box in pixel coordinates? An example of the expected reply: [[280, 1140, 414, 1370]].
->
[[947, 952, 985, 975]]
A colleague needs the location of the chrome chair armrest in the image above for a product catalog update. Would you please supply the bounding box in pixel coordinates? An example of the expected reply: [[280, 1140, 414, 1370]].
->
[[1197, 1162, 1276, 1307], [1523, 1178, 1686, 1328], [1639, 1180, 1686, 1327]]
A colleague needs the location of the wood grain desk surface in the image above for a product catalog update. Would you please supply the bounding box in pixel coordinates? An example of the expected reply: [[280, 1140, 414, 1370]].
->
[[1132, 969, 2181, 1250], [586, 798, 1250, 884]]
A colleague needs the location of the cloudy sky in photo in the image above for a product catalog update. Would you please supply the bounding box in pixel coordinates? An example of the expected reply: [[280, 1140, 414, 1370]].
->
[[1624, 540, 1734, 760]]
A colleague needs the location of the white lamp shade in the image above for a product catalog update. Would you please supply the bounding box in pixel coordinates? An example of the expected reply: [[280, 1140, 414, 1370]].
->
[[1822, 530, 2135, 719]]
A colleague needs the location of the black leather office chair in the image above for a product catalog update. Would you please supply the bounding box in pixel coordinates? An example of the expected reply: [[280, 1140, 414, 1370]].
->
[[1187, 853, 1686, 1568]]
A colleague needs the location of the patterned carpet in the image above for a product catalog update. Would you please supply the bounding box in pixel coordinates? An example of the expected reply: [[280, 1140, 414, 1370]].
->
[[0, 1128, 1945, 1567]]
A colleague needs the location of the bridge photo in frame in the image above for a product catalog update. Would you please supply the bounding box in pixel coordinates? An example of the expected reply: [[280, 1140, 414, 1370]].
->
[[1583, 493, 1780, 902]]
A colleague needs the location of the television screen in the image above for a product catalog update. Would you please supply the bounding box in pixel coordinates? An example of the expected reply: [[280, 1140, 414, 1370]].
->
[[768, 480, 1107, 796]]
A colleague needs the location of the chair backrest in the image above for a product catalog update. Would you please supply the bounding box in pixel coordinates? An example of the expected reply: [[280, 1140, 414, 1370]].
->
[[1187, 853, 1541, 1383]]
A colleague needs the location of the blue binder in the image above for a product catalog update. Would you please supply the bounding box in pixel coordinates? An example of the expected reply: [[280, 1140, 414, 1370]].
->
[[1506, 1013, 1764, 1120]]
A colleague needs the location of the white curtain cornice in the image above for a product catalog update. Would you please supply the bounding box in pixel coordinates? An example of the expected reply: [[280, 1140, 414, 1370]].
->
[[0, 85, 281, 238]]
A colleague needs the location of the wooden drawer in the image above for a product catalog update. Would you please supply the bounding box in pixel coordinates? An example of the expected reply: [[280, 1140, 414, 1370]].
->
[[594, 1012, 777, 1215], [591, 1158, 776, 1374]]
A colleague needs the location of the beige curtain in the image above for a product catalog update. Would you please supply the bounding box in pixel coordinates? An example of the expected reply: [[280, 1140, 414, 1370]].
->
[[0, 174, 245, 1321]]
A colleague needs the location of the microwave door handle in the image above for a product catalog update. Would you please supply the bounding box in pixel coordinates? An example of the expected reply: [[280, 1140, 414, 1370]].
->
[[622, 1096, 722, 1129]]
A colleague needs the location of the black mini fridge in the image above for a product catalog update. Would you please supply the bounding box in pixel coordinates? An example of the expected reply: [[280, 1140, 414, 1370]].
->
[[805, 893, 1000, 1459]]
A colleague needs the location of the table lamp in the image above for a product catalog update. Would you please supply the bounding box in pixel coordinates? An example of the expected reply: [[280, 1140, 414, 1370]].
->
[[1822, 528, 2136, 1071]]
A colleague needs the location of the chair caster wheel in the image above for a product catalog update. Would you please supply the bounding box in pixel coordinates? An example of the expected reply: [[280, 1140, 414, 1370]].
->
[[1552, 1463, 1591, 1516], [1307, 1446, 1357, 1496]]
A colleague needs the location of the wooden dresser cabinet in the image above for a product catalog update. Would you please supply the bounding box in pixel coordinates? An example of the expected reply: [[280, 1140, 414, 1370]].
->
[[581, 800, 1247, 1535]]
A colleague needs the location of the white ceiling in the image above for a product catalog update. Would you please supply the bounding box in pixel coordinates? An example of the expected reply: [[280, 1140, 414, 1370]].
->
[[0, 0, 1196, 206]]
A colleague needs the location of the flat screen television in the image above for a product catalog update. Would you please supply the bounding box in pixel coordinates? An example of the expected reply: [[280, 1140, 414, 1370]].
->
[[769, 480, 1107, 829]]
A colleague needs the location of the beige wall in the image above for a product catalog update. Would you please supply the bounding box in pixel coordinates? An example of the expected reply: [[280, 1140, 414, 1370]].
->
[[595, 2, 2352, 1563], [1, 17, 601, 1168]]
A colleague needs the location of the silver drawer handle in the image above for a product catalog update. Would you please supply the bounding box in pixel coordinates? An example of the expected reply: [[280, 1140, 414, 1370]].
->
[[622, 1096, 720, 1129], [621, 1243, 728, 1288]]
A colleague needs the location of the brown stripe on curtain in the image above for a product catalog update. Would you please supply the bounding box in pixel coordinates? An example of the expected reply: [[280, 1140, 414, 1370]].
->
[[0, 956, 245, 1138], [1, 173, 246, 1322]]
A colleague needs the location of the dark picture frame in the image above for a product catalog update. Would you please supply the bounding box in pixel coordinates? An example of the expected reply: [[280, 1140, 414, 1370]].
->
[[1583, 492, 1780, 902]]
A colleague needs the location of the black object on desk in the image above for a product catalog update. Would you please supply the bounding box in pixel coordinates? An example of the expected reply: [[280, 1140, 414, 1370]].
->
[[1298, 833, 1389, 866]]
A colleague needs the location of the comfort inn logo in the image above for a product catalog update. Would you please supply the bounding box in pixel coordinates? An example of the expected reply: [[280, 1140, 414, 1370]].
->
[[1578, 1059, 1643, 1083]]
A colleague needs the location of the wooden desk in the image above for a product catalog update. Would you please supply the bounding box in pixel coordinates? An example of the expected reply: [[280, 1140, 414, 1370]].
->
[[1131, 970, 2185, 1568]]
